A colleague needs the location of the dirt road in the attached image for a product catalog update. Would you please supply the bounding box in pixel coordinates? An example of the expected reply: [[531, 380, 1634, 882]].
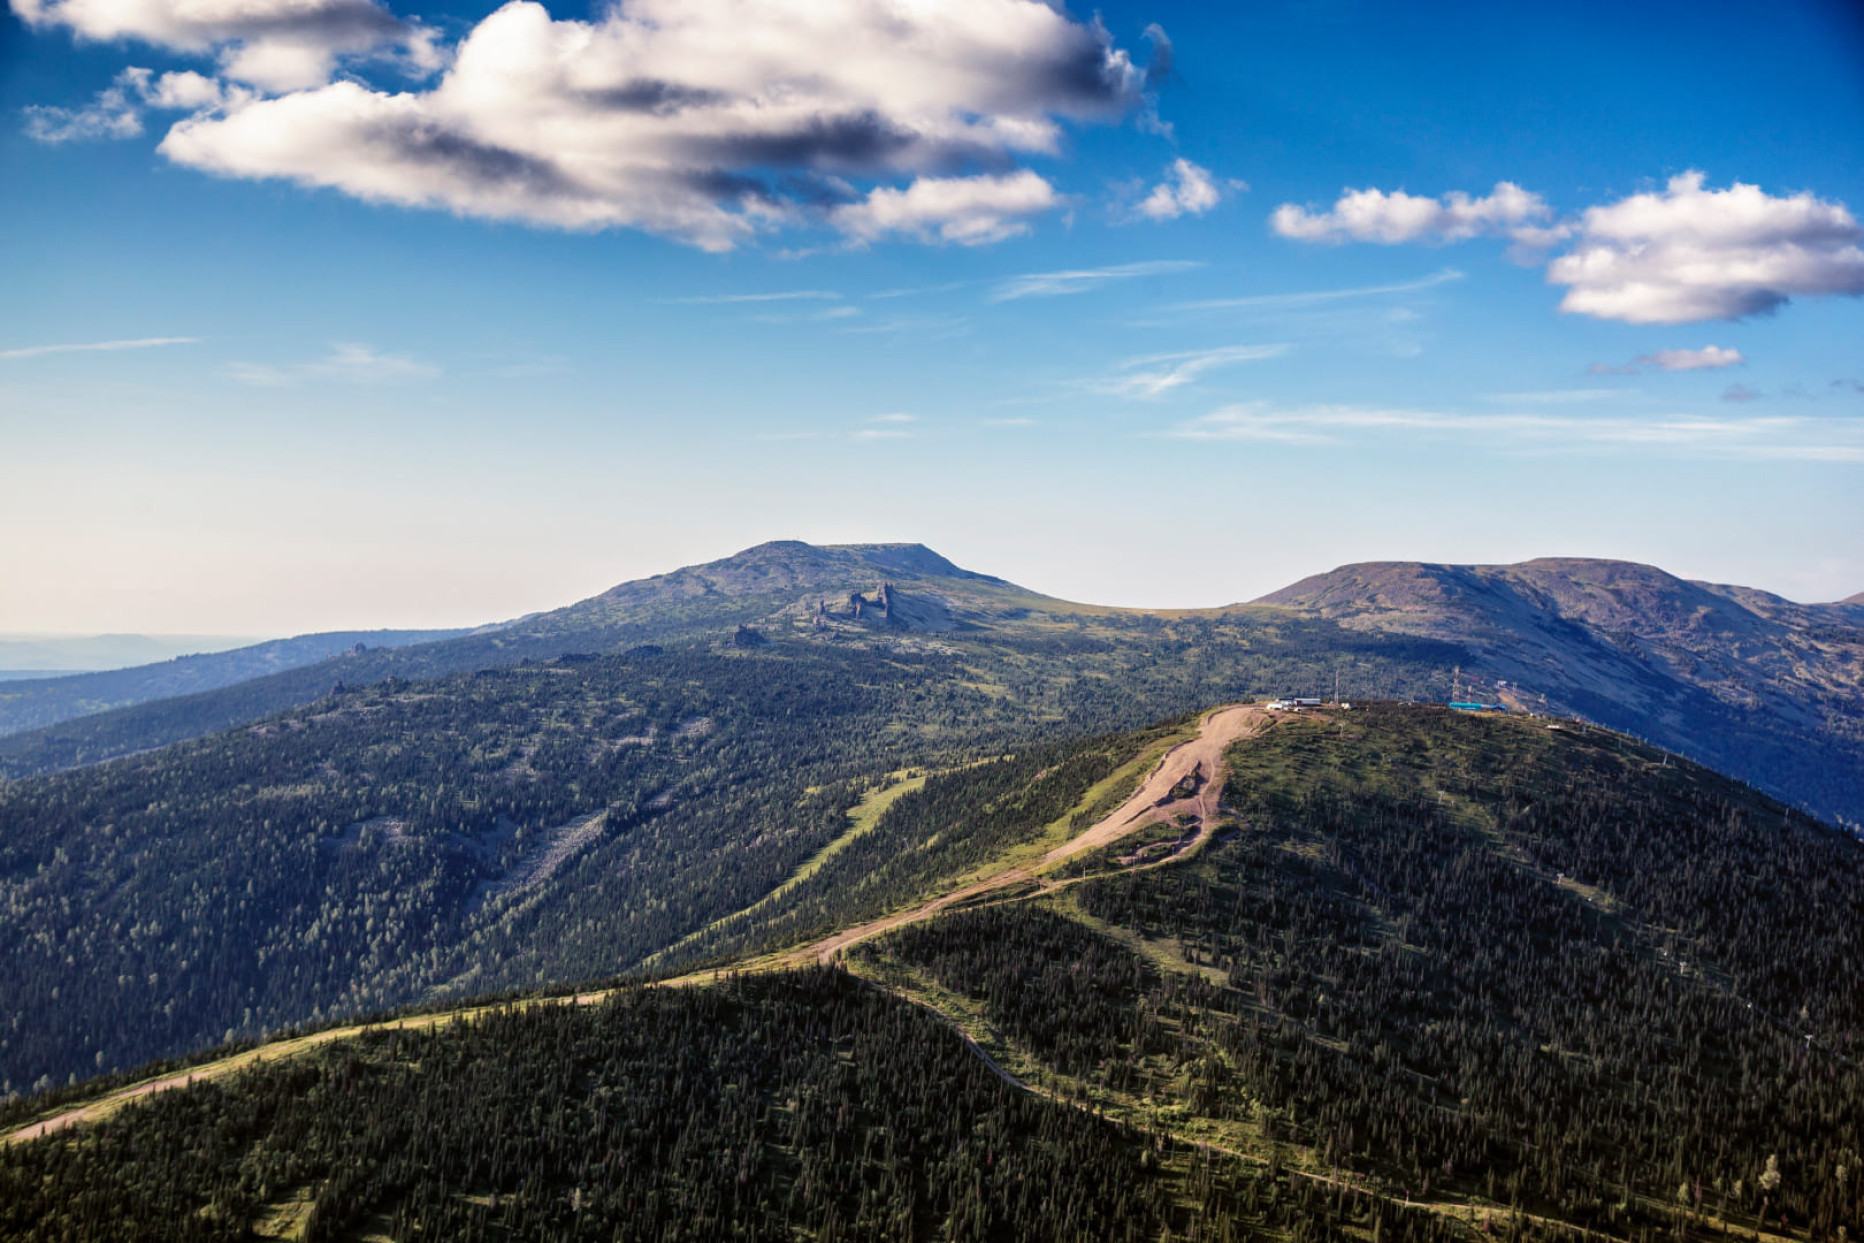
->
[[800, 703, 1268, 965], [4, 703, 1268, 1147]]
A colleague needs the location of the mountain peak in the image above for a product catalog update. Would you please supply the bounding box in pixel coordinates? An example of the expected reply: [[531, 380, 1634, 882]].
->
[[595, 540, 995, 601], [821, 542, 994, 582]]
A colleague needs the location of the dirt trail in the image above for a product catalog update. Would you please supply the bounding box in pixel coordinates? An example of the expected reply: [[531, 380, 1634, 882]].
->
[[799, 703, 1267, 966], [4, 1024, 380, 1146], [5, 703, 1268, 1147]]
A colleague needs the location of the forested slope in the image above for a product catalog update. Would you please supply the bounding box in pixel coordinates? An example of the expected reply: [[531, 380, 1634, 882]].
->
[[859, 705, 1864, 1242], [0, 971, 1460, 1243], [7, 705, 1862, 1242]]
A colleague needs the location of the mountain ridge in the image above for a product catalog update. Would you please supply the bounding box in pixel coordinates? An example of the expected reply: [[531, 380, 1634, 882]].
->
[[2, 541, 1859, 823]]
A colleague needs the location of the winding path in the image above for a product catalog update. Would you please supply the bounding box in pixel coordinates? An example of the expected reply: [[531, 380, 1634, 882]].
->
[[4, 703, 1269, 1146], [797, 703, 1268, 966]]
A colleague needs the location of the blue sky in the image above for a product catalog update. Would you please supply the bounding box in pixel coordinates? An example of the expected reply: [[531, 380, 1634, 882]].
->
[[3, 0, 1862, 633]]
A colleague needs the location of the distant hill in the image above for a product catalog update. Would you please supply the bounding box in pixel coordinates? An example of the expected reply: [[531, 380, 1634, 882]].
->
[[0, 629, 473, 738], [1256, 557, 1864, 824], [0, 632, 265, 674], [0, 541, 1111, 779], [2, 541, 1859, 823]]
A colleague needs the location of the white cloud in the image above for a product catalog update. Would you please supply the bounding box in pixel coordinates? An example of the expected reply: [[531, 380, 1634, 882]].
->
[[1272, 171, 1864, 325], [1548, 172, 1864, 323], [990, 259, 1204, 301], [0, 334, 198, 359], [143, 0, 1143, 249], [1647, 346, 1746, 371], [226, 342, 437, 384], [1096, 343, 1287, 399], [11, 0, 435, 91], [1590, 345, 1748, 375], [830, 170, 1060, 247], [870, 412, 915, 423], [1133, 158, 1222, 222], [1272, 182, 1558, 246]]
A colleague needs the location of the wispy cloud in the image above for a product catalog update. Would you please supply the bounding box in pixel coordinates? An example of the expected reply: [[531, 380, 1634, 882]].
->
[[226, 343, 438, 385], [1482, 389, 1623, 404], [473, 355, 571, 379], [866, 281, 975, 300], [669, 290, 842, 304], [840, 315, 970, 338], [1163, 269, 1463, 313], [1095, 343, 1289, 399], [850, 412, 916, 440], [752, 304, 863, 324], [990, 260, 1205, 302], [1, 336, 198, 360], [981, 416, 1037, 427], [1168, 401, 1864, 460]]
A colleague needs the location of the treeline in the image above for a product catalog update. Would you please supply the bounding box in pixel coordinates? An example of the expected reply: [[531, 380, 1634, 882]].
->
[[0, 969, 1465, 1243]]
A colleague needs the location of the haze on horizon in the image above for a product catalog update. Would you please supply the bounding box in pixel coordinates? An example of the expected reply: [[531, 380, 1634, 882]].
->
[[3, 0, 1861, 635]]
